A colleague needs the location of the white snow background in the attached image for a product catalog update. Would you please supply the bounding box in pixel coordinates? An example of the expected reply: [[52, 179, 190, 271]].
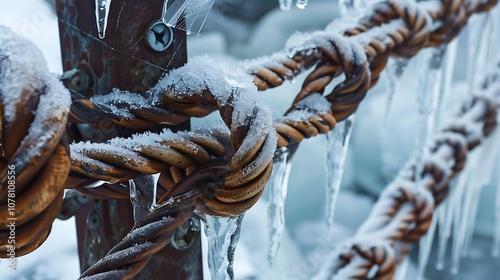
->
[[1, 0, 499, 279]]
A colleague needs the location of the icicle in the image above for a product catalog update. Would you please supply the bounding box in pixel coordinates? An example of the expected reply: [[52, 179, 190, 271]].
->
[[204, 215, 244, 280], [394, 255, 410, 280], [268, 147, 292, 265], [162, 0, 215, 35], [416, 212, 438, 279], [434, 39, 458, 128], [494, 165, 500, 257], [449, 159, 474, 275], [279, 0, 293, 11], [491, 5, 500, 63], [436, 196, 454, 270], [466, 13, 493, 93], [383, 58, 408, 128], [296, 0, 308, 9], [414, 48, 445, 183], [325, 115, 355, 227], [129, 174, 158, 224], [95, 0, 112, 39], [338, 0, 355, 16]]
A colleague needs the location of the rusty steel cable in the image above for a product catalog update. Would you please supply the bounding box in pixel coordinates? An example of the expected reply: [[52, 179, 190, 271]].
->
[[66, 0, 498, 150], [61, 0, 498, 204], [0, 27, 71, 258], [315, 73, 500, 279], [0, 0, 499, 278], [74, 57, 278, 279]]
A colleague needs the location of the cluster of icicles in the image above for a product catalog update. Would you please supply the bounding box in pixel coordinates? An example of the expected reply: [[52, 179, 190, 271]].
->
[[278, 0, 309, 10], [92, 0, 500, 279], [94, 0, 216, 38]]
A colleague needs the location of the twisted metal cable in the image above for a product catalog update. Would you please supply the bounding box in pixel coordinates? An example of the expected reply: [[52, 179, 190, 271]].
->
[[0, 26, 71, 257], [66, 0, 497, 155], [73, 57, 278, 279], [249, 0, 497, 109], [0, 0, 498, 278], [315, 72, 500, 279]]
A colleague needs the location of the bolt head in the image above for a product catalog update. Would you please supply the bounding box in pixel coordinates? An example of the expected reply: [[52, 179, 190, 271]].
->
[[146, 21, 174, 52]]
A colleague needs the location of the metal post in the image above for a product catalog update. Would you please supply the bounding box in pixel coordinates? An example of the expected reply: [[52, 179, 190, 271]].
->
[[55, 1, 202, 278]]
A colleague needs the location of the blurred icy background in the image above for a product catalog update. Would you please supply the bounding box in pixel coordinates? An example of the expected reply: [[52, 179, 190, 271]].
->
[[0, 0, 499, 279]]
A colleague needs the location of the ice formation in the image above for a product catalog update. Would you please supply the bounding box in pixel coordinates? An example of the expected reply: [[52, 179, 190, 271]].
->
[[162, 0, 215, 35], [129, 174, 159, 224], [204, 215, 244, 280], [95, 0, 112, 39], [383, 58, 408, 128], [325, 115, 355, 226], [0, 26, 71, 172], [267, 147, 292, 265], [413, 48, 445, 184], [296, 0, 308, 9]]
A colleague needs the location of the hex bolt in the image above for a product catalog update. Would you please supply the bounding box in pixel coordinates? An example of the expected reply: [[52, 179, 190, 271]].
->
[[146, 21, 174, 52]]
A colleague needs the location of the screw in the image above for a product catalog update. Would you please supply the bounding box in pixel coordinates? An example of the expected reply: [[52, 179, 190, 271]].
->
[[61, 69, 90, 93], [86, 210, 102, 230], [146, 21, 174, 52]]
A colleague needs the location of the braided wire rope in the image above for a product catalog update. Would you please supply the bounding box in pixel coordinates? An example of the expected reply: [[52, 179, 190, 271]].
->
[[316, 71, 500, 279], [0, 27, 71, 258], [0, 0, 498, 278]]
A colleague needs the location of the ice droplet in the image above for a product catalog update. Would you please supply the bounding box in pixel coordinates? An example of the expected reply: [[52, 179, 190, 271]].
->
[[279, 0, 293, 11], [268, 147, 292, 265], [204, 215, 244, 280], [325, 115, 355, 226], [296, 0, 308, 9], [95, 0, 112, 39]]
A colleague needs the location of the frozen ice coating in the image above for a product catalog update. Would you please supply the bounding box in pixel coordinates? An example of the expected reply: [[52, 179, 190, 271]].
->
[[325, 115, 355, 226], [20, 77, 71, 161], [130, 174, 158, 224], [242, 51, 291, 76], [0, 25, 71, 166], [125, 218, 172, 241], [286, 31, 367, 65], [70, 141, 148, 168], [95, 0, 112, 39], [267, 147, 292, 265], [162, 0, 215, 35], [354, 19, 405, 47], [155, 56, 256, 107], [91, 89, 151, 118], [204, 215, 244, 280], [154, 56, 276, 163], [281, 93, 330, 122], [0, 25, 60, 123]]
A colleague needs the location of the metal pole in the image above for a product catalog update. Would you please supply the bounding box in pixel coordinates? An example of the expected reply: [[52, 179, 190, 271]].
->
[[55, 1, 202, 278]]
